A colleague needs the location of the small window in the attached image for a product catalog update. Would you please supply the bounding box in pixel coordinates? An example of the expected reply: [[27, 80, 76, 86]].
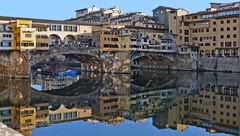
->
[[25, 34, 32, 38]]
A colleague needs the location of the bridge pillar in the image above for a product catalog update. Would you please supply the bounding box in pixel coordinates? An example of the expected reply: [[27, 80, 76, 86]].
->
[[0, 78, 30, 106], [101, 51, 131, 74], [0, 51, 29, 78]]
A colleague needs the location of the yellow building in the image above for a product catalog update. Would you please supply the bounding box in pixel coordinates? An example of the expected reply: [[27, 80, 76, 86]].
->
[[92, 25, 131, 51], [49, 104, 92, 123], [11, 20, 36, 51], [99, 95, 130, 117], [175, 2, 240, 57], [15, 107, 36, 136]]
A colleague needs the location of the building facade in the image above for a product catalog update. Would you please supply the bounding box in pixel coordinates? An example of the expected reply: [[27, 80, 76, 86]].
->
[[176, 2, 240, 57], [0, 16, 95, 51]]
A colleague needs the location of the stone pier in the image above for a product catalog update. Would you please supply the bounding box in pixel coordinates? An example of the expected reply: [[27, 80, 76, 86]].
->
[[0, 51, 29, 78]]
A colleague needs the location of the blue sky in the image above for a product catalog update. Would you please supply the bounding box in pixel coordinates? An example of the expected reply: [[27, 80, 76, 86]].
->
[[1, 0, 238, 20], [32, 119, 230, 136]]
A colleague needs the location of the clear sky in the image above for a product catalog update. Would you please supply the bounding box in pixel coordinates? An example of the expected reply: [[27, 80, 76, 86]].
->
[[0, 0, 238, 20]]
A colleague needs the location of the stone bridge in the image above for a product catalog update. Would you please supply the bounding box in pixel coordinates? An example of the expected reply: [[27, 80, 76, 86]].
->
[[31, 46, 131, 74], [31, 46, 111, 72], [0, 45, 131, 78], [0, 45, 197, 78]]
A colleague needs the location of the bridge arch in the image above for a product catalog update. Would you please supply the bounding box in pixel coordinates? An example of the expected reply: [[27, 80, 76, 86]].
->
[[31, 47, 112, 72], [63, 35, 76, 45], [131, 52, 175, 69], [49, 34, 62, 46]]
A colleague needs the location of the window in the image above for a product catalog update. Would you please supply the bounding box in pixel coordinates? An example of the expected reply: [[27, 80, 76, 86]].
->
[[213, 36, 216, 41], [221, 42, 224, 47], [25, 34, 32, 38], [225, 42, 232, 47], [220, 112, 224, 115], [0, 41, 11, 47], [0, 110, 11, 116], [227, 20, 230, 23], [51, 25, 56, 31], [233, 42, 237, 47], [220, 104, 224, 108], [64, 26, 68, 31], [220, 20, 224, 24], [233, 113, 236, 117], [227, 35, 230, 38], [2, 34, 12, 38], [213, 28, 216, 32], [220, 28, 224, 31], [205, 43, 210, 46], [227, 27, 230, 31], [57, 25, 62, 31], [73, 26, 77, 32], [21, 43, 34, 47], [233, 34, 237, 38], [213, 21, 216, 25], [25, 119, 32, 124], [68, 26, 72, 32], [233, 27, 237, 30], [220, 35, 224, 39], [184, 30, 189, 35], [233, 19, 237, 23]]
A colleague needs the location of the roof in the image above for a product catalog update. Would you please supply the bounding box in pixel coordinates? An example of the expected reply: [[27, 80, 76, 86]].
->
[[0, 16, 100, 26], [153, 6, 177, 11], [187, 7, 239, 16]]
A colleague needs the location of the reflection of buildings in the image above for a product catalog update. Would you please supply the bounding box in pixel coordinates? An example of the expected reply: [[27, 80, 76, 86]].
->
[[183, 84, 240, 135], [0, 106, 36, 135], [49, 104, 92, 123], [0, 103, 92, 135], [152, 83, 240, 136], [15, 107, 36, 136], [129, 88, 177, 121], [33, 103, 49, 127], [1, 71, 240, 136], [35, 74, 79, 90], [93, 94, 130, 125], [0, 107, 15, 125]]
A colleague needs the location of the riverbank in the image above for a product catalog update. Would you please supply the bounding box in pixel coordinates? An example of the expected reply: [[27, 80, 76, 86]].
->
[[0, 122, 23, 136]]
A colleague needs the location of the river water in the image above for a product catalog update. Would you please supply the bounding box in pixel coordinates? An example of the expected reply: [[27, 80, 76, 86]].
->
[[0, 68, 239, 136]]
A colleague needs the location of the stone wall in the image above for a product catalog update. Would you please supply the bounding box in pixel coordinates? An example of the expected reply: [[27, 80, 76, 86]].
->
[[198, 56, 240, 72], [0, 51, 29, 78], [101, 51, 131, 73]]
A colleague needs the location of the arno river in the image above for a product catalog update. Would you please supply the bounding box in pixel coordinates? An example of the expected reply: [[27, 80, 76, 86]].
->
[[0, 65, 239, 136]]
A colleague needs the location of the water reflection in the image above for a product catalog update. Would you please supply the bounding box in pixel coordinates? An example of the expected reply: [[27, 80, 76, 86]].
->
[[0, 71, 239, 136]]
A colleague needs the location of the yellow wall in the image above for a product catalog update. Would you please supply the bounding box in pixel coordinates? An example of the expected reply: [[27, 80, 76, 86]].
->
[[12, 20, 36, 50]]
